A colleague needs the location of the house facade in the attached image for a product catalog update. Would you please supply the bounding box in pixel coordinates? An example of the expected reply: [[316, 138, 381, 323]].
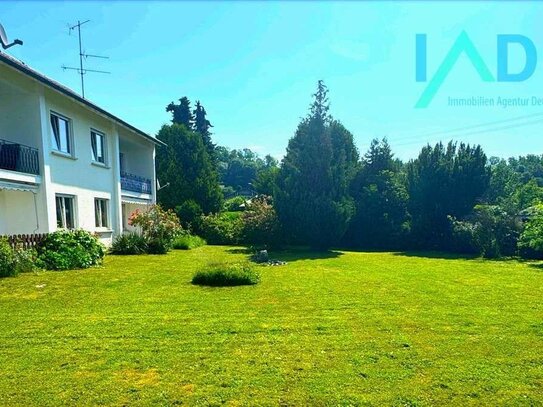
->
[[0, 52, 163, 245]]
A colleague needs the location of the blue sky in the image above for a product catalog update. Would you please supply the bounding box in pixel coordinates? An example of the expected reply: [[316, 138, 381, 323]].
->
[[2, 1, 543, 160]]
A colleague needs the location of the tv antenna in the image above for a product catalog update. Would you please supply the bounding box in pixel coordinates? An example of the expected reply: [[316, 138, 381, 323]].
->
[[0, 22, 23, 50], [62, 20, 110, 99]]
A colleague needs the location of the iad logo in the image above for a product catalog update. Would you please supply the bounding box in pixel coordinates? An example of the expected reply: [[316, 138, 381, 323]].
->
[[415, 31, 537, 108]]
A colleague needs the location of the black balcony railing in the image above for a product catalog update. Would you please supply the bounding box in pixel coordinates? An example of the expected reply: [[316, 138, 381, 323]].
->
[[120, 171, 152, 194], [0, 139, 40, 175]]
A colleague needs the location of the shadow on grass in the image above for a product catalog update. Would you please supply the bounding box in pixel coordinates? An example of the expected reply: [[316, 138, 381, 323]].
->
[[524, 261, 543, 271], [225, 247, 253, 255], [391, 251, 480, 260], [270, 249, 344, 263], [225, 246, 344, 263]]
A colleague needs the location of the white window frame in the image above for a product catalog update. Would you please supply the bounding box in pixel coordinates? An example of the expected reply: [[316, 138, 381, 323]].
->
[[50, 111, 74, 156], [94, 198, 110, 229], [91, 129, 107, 165], [55, 194, 76, 229]]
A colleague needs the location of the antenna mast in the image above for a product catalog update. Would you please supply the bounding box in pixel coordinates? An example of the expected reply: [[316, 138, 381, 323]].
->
[[62, 20, 110, 98]]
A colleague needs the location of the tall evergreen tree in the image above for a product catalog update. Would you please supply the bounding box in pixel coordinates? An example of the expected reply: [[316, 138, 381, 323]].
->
[[275, 81, 358, 249], [156, 123, 222, 214], [193, 100, 214, 156], [347, 138, 409, 248], [166, 97, 194, 129], [407, 141, 490, 249]]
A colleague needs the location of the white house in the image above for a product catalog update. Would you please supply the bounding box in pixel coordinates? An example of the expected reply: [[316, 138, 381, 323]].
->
[[0, 52, 164, 245]]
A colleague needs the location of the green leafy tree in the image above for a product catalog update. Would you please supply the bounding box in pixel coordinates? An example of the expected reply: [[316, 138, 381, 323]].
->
[[216, 147, 270, 194], [156, 124, 223, 214], [486, 157, 520, 204], [507, 154, 543, 185], [512, 178, 543, 210], [166, 97, 194, 129], [275, 81, 358, 249], [407, 141, 490, 249], [253, 156, 279, 196], [347, 138, 409, 248]]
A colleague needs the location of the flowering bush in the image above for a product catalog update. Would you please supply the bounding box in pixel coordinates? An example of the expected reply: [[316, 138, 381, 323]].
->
[[242, 195, 282, 249], [0, 238, 39, 277], [129, 205, 182, 254]]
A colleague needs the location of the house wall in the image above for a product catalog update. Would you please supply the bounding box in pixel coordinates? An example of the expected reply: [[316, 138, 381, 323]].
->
[[0, 61, 157, 245], [0, 190, 40, 235], [41, 89, 121, 245], [0, 66, 41, 149], [119, 130, 155, 182]]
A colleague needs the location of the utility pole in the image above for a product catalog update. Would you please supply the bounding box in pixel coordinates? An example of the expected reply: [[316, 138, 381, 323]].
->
[[62, 20, 110, 99]]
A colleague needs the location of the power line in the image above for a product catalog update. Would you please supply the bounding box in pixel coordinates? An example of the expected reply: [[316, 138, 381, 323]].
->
[[394, 117, 543, 147], [391, 111, 543, 144]]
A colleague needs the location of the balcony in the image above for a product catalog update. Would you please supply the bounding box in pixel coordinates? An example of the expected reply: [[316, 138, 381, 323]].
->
[[0, 139, 40, 175], [120, 171, 152, 195]]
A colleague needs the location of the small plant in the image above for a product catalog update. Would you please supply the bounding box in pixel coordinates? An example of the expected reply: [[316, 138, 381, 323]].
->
[[129, 205, 182, 254], [36, 230, 105, 270], [110, 233, 148, 255], [192, 262, 260, 286], [172, 233, 206, 250]]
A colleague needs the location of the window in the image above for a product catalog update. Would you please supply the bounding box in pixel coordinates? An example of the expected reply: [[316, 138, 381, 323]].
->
[[91, 130, 106, 164], [50, 113, 72, 154], [95, 198, 109, 228], [56, 195, 75, 229]]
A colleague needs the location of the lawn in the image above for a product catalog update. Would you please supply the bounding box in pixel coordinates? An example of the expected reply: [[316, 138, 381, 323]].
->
[[1, 246, 542, 406]]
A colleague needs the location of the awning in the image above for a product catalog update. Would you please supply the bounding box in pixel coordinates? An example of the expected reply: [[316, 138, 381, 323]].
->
[[0, 180, 38, 192], [121, 196, 152, 205]]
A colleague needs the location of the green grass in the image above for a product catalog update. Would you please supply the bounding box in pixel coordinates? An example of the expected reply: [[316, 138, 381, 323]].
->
[[1, 246, 543, 405]]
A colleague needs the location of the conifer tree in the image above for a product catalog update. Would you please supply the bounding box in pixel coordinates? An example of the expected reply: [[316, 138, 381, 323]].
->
[[166, 97, 194, 129], [193, 100, 215, 157], [275, 81, 358, 249]]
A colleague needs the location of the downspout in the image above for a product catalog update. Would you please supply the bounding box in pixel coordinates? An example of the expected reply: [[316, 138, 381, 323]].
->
[[32, 190, 39, 233]]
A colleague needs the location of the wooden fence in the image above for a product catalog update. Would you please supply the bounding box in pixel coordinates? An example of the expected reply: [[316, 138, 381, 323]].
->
[[2, 234, 47, 250]]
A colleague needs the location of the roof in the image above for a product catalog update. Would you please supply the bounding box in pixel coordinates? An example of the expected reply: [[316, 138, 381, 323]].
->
[[0, 52, 165, 146]]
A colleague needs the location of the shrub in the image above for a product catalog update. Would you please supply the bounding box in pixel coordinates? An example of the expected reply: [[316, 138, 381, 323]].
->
[[13, 246, 38, 274], [199, 212, 243, 245], [129, 205, 182, 254], [36, 230, 105, 270], [518, 204, 543, 259], [242, 195, 281, 249], [192, 262, 260, 286], [172, 233, 206, 250], [0, 239, 38, 277], [110, 233, 148, 255], [0, 238, 17, 278], [176, 200, 203, 230], [450, 205, 521, 258]]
